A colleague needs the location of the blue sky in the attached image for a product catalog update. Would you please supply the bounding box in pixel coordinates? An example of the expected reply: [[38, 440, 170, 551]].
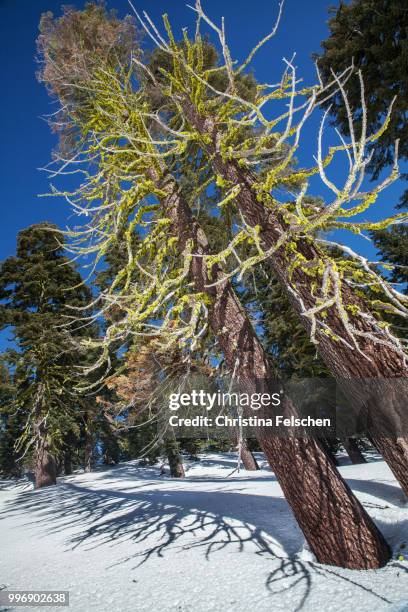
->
[[0, 0, 405, 348]]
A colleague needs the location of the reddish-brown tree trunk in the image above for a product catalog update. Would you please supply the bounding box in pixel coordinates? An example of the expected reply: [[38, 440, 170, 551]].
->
[[319, 438, 339, 466], [35, 437, 57, 489], [33, 383, 56, 489], [180, 100, 408, 496], [240, 438, 260, 471], [231, 428, 259, 470], [371, 436, 408, 490], [260, 435, 388, 568], [150, 168, 390, 568]]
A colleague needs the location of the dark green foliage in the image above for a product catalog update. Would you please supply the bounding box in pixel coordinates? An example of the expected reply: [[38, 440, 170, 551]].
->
[[246, 264, 328, 377], [180, 438, 202, 459], [0, 223, 90, 333], [144, 41, 257, 113], [0, 223, 95, 475], [371, 225, 408, 341], [0, 353, 23, 476], [120, 419, 161, 465], [372, 225, 408, 285], [316, 0, 408, 205]]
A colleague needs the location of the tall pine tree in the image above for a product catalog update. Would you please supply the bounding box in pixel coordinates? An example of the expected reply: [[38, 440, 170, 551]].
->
[[0, 223, 93, 487], [316, 0, 408, 205]]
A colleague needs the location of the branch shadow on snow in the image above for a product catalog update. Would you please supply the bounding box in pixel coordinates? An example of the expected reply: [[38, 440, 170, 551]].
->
[[1, 464, 406, 611], [1, 476, 295, 561], [346, 478, 405, 506], [96, 459, 276, 483]]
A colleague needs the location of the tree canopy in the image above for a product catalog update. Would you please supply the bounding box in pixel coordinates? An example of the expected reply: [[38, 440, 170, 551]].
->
[[316, 0, 408, 206]]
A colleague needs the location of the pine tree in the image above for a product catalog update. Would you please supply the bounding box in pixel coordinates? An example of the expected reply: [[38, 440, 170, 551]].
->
[[316, 0, 408, 205], [372, 225, 408, 285], [0, 223, 93, 487], [0, 352, 22, 477], [36, 3, 393, 568]]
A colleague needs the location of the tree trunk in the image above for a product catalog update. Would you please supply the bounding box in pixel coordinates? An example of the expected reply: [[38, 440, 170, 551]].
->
[[34, 383, 56, 488], [240, 438, 260, 471], [84, 430, 93, 473], [55, 456, 63, 477], [149, 167, 390, 569], [181, 99, 408, 496], [319, 437, 339, 466], [370, 436, 408, 493], [231, 427, 259, 470], [64, 450, 73, 475], [260, 434, 389, 568], [35, 437, 57, 489], [165, 435, 185, 478], [342, 438, 366, 465]]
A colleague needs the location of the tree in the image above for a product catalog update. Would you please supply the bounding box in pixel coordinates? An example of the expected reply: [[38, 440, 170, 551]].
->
[[372, 226, 408, 285], [244, 260, 368, 464], [106, 342, 187, 478], [36, 4, 392, 569], [316, 0, 408, 206], [0, 223, 93, 487], [128, 3, 408, 494], [0, 353, 23, 477]]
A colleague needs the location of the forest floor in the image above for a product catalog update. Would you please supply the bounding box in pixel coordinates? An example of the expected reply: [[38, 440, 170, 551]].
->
[[0, 452, 408, 612]]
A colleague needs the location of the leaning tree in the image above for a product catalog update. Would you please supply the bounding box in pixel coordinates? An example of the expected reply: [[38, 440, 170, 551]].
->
[[35, 3, 395, 568], [316, 0, 408, 361], [119, 2, 408, 494]]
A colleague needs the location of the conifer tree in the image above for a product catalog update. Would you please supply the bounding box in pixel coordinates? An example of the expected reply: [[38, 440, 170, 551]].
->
[[372, 226, 408, 286], [0, 352, 22, 477], [316, 0, 408, 206], [0, 223, 93, 487], [35, 4, 393, 569], [130, 4, 408, 494]]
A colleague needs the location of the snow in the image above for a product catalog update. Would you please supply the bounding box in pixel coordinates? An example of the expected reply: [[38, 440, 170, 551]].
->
[[1, 453, 407, 612]]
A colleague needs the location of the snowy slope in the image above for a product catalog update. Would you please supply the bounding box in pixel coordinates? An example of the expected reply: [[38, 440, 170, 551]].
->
[[0, 454, 407, 612]]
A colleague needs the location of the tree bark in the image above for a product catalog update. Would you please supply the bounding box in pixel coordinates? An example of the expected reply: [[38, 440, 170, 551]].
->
[[34, 383, 56, 488], [180, 99, 408, 495], [230, 427, 259, 470], [342, 438, 366, 465], [35, 436, 57, 488], [319, 437, 339, 466], [165, 432, 185, 478], [149, 167, 390, 569], [240, 438, 260, 471]]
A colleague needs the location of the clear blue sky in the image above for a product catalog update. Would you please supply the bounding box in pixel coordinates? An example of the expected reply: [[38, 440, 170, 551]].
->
[[0, 0, 404, 345]]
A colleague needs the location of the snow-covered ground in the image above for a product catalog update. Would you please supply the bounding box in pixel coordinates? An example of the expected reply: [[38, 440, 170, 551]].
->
[[1, 453, 407, 612]]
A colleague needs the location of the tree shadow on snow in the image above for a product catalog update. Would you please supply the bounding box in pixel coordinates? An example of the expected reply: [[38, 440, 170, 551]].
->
[[1, 469, 406, 611], [95, 461, 276, 484], [346, 478, 405, 506], [265, 554, 408, 612], [0, 480, 296, 560]]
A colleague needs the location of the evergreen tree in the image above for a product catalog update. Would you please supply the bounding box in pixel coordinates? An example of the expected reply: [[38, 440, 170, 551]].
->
[[0, 352, 22, 477], [316, 0, 408, 205], [36, 3, 394, 568], [0, 223, 93, 487], [372, 225, 408, 285]]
